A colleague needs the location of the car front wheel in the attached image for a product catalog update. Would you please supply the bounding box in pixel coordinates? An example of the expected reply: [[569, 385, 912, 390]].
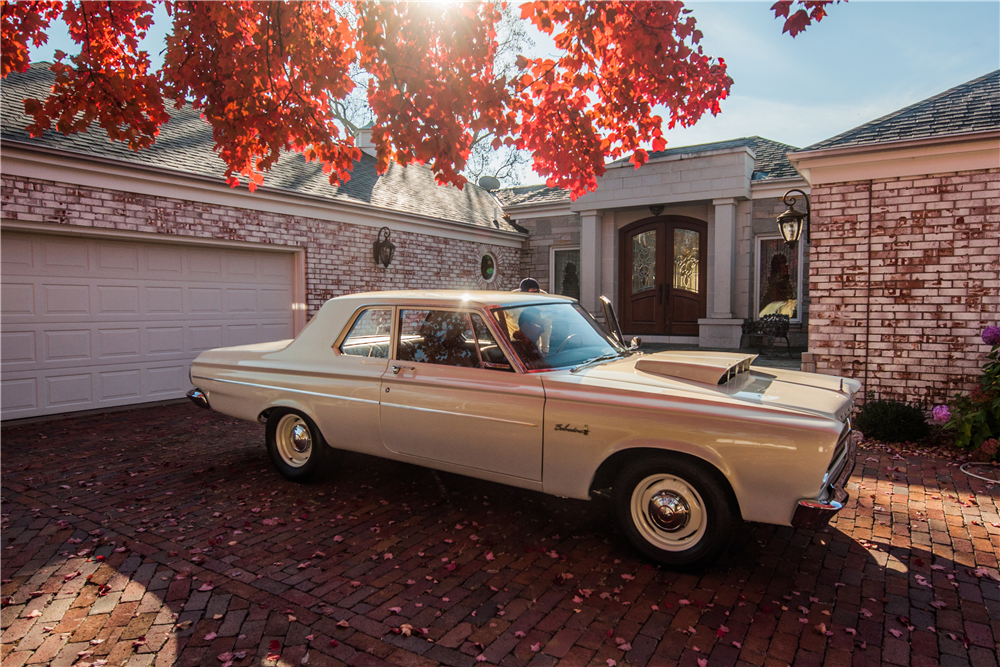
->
[[612, 455, 738, 567], [265, 409, 332, 482]]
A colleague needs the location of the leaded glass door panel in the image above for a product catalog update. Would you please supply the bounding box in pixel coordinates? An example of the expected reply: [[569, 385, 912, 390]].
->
[[621, 222, 666, 334]]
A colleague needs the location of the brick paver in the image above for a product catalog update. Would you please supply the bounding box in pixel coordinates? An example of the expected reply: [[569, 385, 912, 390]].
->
[[2, 404, 998, 666]]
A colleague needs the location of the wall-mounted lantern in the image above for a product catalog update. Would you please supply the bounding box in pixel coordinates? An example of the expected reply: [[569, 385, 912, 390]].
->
[[776, 189, 810, 247], [649, 205, 664, 217], [373, 226, 395, 268]]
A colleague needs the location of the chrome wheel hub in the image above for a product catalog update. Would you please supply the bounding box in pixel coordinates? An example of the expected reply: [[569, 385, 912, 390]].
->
[[648, 491, 690, 532], [291, 424, 311, 452]]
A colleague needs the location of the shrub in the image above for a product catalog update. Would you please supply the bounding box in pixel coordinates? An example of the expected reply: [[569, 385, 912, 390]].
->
[[935, 325, 1000, 458], [855, 393, 930, 443]]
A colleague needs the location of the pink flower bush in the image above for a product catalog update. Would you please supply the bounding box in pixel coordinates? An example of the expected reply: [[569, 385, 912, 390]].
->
[[932, 405, 952, 422], [983, 326, 1000, 346]]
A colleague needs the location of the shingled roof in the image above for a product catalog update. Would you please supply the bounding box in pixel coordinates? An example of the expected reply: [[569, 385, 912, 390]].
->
[[801, 69, 1000, 152], [493, 184, 570, 208], [0, 64, 519, 234], [497, 135, 800, 208]]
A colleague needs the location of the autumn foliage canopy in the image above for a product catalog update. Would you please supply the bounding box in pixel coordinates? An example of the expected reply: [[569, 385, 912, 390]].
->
[[1, 1, 837, 197]]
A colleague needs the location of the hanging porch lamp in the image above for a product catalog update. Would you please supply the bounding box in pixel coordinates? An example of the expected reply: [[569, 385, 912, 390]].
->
[[776, 189, 810, 247], [373, 226, 396, 268]]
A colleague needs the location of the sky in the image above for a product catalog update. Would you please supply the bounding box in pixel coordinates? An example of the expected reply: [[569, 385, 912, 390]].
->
[[25, 1, 1000, 183]]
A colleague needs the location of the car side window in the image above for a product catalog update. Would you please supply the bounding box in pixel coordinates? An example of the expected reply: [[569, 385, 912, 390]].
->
[[470, 314, 513, 371], [339, 309, 392, 358], [397, 309, 479, 368]]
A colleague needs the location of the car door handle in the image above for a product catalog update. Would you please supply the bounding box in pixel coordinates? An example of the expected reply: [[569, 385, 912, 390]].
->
[[391, 365, 415, 375]]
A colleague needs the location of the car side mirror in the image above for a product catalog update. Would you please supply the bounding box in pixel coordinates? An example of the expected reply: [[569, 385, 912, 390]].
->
[[629, 337, 641, 350], [599, 295, 627, 348]]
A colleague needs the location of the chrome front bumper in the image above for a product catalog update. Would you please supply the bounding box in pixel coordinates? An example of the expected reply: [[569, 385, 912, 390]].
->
[[791, 428, 860, 530]]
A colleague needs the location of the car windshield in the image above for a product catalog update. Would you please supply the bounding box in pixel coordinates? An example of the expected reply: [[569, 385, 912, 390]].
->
[[491, 302, 625, 371]]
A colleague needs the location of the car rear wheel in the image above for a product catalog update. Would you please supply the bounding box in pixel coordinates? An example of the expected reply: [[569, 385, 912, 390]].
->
[[265, 409, 332, 482], [612, 455, 737, 567]]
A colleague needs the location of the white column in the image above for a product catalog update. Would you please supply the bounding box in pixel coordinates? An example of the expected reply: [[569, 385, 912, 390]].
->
[[579, 210, 603, 314], [711, 198, 736, 318], [697, 198, 743, 349]]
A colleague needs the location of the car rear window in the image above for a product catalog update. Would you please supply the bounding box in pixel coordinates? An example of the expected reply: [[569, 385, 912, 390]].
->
[[340, 309, 392, 358]]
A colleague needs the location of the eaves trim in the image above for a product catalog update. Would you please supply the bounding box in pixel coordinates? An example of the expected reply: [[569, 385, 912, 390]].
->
[[787, 129, 1000, 161]]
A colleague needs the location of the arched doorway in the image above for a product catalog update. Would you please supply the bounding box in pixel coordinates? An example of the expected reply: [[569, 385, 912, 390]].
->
[[618, 216, 707, 336]]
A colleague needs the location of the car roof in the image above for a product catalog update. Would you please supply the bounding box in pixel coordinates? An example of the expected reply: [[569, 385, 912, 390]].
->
[[328, 289, 576, 309]]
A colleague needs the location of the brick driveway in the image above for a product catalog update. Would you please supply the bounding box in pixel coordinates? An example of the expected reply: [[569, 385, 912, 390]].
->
[[2, 404, 998, 667]]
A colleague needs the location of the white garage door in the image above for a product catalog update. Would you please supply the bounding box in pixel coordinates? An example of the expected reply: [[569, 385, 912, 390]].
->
[[1, 231, 296, 420]]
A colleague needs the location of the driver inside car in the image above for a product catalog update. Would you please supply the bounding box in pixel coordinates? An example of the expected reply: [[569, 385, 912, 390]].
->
[[511, 309, 545, 364]]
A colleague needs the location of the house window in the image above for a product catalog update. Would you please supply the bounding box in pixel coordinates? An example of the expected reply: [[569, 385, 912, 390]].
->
[[480, 253, 497, 282], [551, 248, 581, 300], [755, 236, 802, 321]]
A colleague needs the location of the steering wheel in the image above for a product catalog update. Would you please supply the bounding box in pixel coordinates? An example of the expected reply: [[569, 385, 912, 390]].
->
[[556, 334, 580, 353]]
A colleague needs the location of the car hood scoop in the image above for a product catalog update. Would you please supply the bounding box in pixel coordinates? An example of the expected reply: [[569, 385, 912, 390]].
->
[[634, 352, 756, 385]]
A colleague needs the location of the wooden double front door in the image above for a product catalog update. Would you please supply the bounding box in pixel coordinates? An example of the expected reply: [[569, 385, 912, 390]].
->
[[619, 217, 707, 336]]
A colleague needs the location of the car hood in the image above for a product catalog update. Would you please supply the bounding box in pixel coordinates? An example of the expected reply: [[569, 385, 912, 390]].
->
[[548, 351, 860, 423]]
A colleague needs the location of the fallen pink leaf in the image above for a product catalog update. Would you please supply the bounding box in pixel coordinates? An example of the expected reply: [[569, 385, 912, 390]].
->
[[530, 642, 541, 652]]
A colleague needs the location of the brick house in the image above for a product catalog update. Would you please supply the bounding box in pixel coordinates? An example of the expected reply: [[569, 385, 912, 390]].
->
[[792, 69, 1000, 404]]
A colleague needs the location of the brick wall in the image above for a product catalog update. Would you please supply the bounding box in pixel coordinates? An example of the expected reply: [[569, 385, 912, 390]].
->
[[808, 168, 1000, 404], [516, 213, 581, 291], [1, 176, 522, 317]]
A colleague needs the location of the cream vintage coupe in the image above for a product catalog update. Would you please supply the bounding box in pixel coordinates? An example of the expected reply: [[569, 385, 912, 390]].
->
[[188, 290, 861, 566]]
